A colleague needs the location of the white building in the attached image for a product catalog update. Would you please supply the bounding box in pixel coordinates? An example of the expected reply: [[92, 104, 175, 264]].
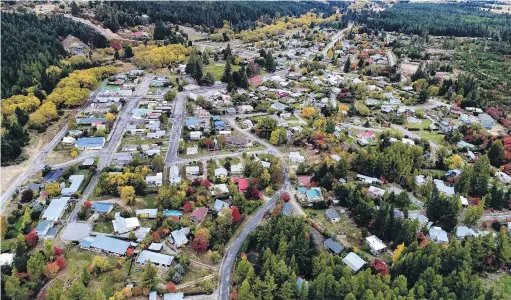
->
[[214, 168, 228, 179], [365, 235, 387, 255], [112, 212, 140, 234], [169, 165, 181, 184], [230, 163, 243, 175], [289, 152, 305, 163], [146, 172, 163, 187]]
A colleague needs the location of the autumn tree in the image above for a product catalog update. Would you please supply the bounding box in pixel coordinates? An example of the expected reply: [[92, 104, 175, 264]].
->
[[232, 206, 242, 223], [45, 182, 61, 197], [44, 262, 60, 278], [120, 185, 136, 206]]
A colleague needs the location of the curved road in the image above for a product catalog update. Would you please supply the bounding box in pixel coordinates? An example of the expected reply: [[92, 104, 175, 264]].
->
[[217, 118, 291, 300]]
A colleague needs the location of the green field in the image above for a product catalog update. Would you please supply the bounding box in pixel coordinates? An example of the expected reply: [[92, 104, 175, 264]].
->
[[417, 130, 445, 144], [204, 64, 240, 81]]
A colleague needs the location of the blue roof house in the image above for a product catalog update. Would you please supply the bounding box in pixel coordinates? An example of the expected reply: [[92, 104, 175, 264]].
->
[[92, 202, 114, 213], [75, 137, 105, 150], [281, 202, 293, 216]]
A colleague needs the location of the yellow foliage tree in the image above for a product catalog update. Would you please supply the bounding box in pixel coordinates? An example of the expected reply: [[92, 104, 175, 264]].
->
[[301, 107, 316, 118], [1, 94, 40, 117], [28, 102, 58, 129], [120, 186, 136, 206], [70, 147, 79, 159], [0, 215, 6, 240], [393, 243, 405, 263], [106, 112, 116, 126], [45, 182, 61, 197], [133, 44, 190, 68]]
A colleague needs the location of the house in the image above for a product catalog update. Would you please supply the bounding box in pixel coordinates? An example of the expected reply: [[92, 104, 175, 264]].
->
[[433, 179, 455, 197], [429, 226, 449, 243], [232, 177, 249, 193], [326, 208, 340, 222], [289, 152, 305, 163], [460, 196, 469, 207], [478, 113, 496, 129], [496, 171, 511, 185], [0, 253, 14, 267], [163, 293, 185, 300], [357, 131, 376, 140], [226, 137, 249, 146], [112, 212, 140, 234], [169, 165, 181, 185], [35, 220, 54, 238], [75, 137, 105, 150], [212, 184, 229, 196], [136, 209, 158, 219], [342, 252, 365, 272], [214, 120, 226, 130], [237, 105, 254, 114], [324, 238, 344, 255], [457, 141, 475, 150], [408, 212, 430, 226], [365, 235, 387, 255], [218, 130, 232, 136], [187, 146, 198, 155], [62, 136, 76, 145], [148, 243, 164, 252], [357, 137, 369, 147], [242, 119, 254, 128], [190, 207, 208, 223], [225, 108, 237, 115], [185, 118, 200, 130], [170, 227, 190, 248], [146, 172, 163, 187], [368, 186, 386, 198], [214, 199, 230, 213], [90, 235, 130, 256], [61, 175, 85, 196], [185, 166, 200, 176], [113, 153, 133, 165], [415, 175, 426, 186], [230, 163, 243, 175], [306, 188, 323, 202], [297, 175, 311, 186], [148, 291, 158, 300], [136, 250, 174, 267], [214, 168, 228, 179], [44, 169, 65, 183], [357, 174, 382, 184], [189, 131, 202, 140], [456, 226, 476, 239], [92, 202, 114, 214], [281, 202, 293, 216], [41, 197, 70, 221]]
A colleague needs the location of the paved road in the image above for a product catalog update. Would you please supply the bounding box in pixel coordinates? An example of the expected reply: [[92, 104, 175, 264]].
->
[[218, 118, 291, 300], [67, 76, 152, 223], [165, 84, 227, 167], [0, 80, 108, 209], [321, 24, 353, 57]]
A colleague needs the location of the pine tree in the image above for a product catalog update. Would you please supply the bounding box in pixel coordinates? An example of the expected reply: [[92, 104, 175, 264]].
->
[[265, 53, 276, 73], [238, 279, 256, 300], [344, 56, 351, 73], [141, 261, 158, 289], [221, 60, 233, 83]]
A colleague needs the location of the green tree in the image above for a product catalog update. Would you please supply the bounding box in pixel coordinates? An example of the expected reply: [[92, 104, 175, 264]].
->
[[265, 53, 276, 73], [495, 229, 511, 267], [66, 281, 89, 300], [221, 60, 233, 84], [5, 269, 30, 300], [164, 90, 177, 102], [455, 165, 473, 195], [344, 56, 351, 73], [141, 261, 158, 289], [238, 279, 256, 300], [27, 251, 45, 282], [463, 199, 484, 227], [471, 154, 491, 196], [488, 140, 505, 167], [151, 154, 165, 173], [43, 240, 54, 260]]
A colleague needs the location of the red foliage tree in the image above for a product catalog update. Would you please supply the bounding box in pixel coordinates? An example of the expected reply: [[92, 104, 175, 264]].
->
[[184, 201, 195, 212], [166, 282, 177, 293], [251, 187, 260, 199], [55, 256, 66, 269], [231, 206, 241, 223], [370, 258, 389, 276], [186, 186, 195, 196], [201, 178, 211, 188], [151, 232, 161, 242], [25, 231, 38, 247], [53, 247, 63, 256], [192, 234, 209, 253], [282, 193, 290, 202], [83, 201, 92, 208], [126, 248, 135, 257], [230, 289, 238, 300]]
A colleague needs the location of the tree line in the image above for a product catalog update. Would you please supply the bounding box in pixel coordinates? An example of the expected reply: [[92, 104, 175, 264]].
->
[[344, 3, 511, 42], [91, 1, 346, 32], [233, 216, 508, 300], [1, 12, 108, 98]]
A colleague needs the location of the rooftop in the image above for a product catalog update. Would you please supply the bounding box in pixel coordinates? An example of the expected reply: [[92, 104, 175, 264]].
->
[[136, 250, 174, 266]]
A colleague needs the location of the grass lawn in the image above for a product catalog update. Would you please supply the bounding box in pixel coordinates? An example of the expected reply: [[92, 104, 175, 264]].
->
[[500, 275, 511, 295], [204, 64, 240, 81], [417, 130, 445, 144], [142, 194, 158, 209], [305, 208, 364, 248], [122, 136, 165, 146], [405, 119, 431, 130], [93, 222, 113, 233]]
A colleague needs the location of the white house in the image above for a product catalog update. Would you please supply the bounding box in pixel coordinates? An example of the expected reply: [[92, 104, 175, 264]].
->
[[169, 165, 181, 184], [189, 131, 202, 141], [112, 212, 140, 234], [289, 152, 305, 163], [185, 166, 200, 176], [496, 171, 511, 185], [214, 168, 228, 179], [146, 172, 163, 187], [230, 163, 243, 175], [365, 235, 387, 255]]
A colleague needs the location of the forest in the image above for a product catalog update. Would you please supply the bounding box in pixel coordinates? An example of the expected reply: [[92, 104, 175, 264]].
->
[[91, 1, 348, 32], [233, 216, 509, 300], [345, 3, 511, 42], [1, 12, 108, 98]]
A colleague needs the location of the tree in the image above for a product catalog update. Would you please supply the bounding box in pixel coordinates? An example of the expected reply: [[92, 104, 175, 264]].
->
[[164, 90, 177, 102], [232, 206, 242, 223], [393, 243, 405, 263], [141, 261, 158, 289], [166, 282, 177, 293], [151, 154, 165, 172], [426, 188, 460, 231], [27, 251, 45, 282], [1, 214, 6, 239], [344, 56, 351, 73], [82, 267, 92, 286], [488, 140, 505, 167], [221, 60, 233, 84], [455, 165, 474, 195], [238, 279, 256, 300], [192, 233, 210, 252], [44, 262, 59, 278], [43, 240, 54, 260], [5, 270, 29, 300], [463, 199, 485, 227], [471, 155, 491, 196], [66, 282, 89, 300], [265, 52, 276, 73], [120, 185, 136, 206], [55, 256, 66, 269], [46, 182, 61, 197], [20, 189, 33, 203], [202, 72, 215, 86], [123, 44, 134, 58]]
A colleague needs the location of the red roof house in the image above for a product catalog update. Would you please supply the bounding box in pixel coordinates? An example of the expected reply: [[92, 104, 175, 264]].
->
[[190, 207, 208, 223], [232, 177, 249, 193], [297, 176, 311, 186]]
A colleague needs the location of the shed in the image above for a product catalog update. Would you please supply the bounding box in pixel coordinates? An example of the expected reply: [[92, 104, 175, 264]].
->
[[281, 202, 293, 216], [326, 208, 340, 222], [324, 238, 344, 255], [136, 250, 174, 267], [342, 252, 366, 272]]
